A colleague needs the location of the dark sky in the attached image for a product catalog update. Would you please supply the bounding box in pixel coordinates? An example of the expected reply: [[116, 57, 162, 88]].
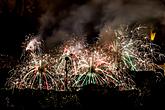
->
[[0, 0, 165, 57]]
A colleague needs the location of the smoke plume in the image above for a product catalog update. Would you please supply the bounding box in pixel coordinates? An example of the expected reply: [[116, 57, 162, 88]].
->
[[38, 0, 165, 48]]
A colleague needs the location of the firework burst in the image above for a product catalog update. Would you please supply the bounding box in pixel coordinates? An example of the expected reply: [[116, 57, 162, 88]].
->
[[6, 24, 165, 91], [114, 25, 165, 72], [55, 37, 135, 90], [6, 35, 60, 90]]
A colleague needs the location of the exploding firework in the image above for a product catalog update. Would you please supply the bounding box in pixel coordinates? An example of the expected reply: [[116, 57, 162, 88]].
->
[[72, 49, 119, 87], [6, 35, 60, 90], [6, 54, 59, 90], [54, 37, 87, 90], [21, 34, 43, 60], [6, 24, 164, 91], [55, 37, 135, 90], [114, 25, 165, 72]]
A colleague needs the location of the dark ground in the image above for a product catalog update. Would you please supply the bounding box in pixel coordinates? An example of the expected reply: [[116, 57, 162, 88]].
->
[[0, 69, 165, 110]]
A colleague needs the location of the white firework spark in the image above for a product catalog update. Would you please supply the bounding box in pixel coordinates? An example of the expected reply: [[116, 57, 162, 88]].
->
[[6, 24, 165, 91]]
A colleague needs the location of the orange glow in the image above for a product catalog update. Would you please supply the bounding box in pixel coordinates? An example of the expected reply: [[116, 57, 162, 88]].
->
[[150, 31, 156, 41], [159, 64, 165, 76]]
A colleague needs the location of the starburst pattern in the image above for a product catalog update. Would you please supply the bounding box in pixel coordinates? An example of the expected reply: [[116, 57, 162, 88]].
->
[[6, 24, 164, 91]]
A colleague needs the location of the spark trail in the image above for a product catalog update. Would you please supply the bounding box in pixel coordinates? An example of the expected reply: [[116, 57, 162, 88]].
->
[[6, 24, 164, 91]]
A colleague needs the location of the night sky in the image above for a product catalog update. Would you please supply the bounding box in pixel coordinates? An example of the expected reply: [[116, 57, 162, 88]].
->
[[0, 0, 165, 57]]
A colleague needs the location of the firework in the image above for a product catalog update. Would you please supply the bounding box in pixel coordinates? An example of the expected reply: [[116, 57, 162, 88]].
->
[[55, 37, 135, 90], [54, 37, 87, 90], [21, 35, 43, 60], [96, 24, 164, 89], [6, 24, 164, 91], [6, 35, 60, 90], [115, 25, 165, 72], [21, 54, 60, 90]]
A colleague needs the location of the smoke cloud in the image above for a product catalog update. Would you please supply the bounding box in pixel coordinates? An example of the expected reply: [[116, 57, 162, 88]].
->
[[38, 0, 165, 48]]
